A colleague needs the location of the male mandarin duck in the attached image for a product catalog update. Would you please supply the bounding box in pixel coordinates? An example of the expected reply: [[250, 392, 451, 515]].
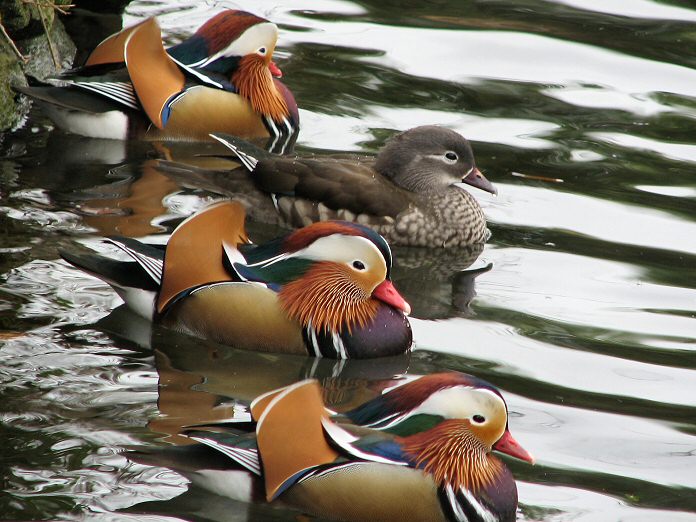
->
[[131, 372, 534, 521], [158, 125, 496, 247], [16, 10, 299, 144], [59, 201, 412, 358]]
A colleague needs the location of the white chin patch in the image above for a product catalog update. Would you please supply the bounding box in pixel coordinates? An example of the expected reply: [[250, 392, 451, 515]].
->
[[45, 106, 129, 140]]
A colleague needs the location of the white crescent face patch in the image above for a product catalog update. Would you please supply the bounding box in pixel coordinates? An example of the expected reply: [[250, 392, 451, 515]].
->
[[408, 386, 507, 431], [222, 22, 278, 59], [294, 234, 387, 274]]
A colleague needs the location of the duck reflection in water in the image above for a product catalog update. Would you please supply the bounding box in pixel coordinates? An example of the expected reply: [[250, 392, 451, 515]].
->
[[141, 327, 412, 444], [128, 373, 533, 522], [26, 129, 279, 239]]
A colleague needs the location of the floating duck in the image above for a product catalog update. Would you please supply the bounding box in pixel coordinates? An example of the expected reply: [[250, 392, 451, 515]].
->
[[158, 125, 496, 247], [132, 372, 533, 521], [60, 201, 412, 358], [16, 10, 299, 144]]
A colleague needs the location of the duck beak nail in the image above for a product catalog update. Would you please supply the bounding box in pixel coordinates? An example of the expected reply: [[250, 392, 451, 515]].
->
[[372, 280, 411, 315], [462, 168, 497, 196], [493, 429, 535, 464], [269, 61, 283, 78]]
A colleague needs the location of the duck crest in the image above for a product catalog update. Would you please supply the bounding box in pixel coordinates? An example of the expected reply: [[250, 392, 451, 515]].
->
[[283, 222, 365, 252], [194, 11, 266, 54], [233, 56, 289, 123], [283, 222, 392, 271], [347, 373, 478, 429], [389, 374, 506, 420], [398, 419, 505, 494], [385, 373, 481, 412], [279, 262, 380, 334]]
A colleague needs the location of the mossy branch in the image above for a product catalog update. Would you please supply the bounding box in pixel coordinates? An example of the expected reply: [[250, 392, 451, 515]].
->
[[21, 0, 75, 68], [0, 16, 28, 63]]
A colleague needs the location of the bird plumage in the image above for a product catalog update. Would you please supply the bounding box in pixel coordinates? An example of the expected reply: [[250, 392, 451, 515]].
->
[[59, 201, 412, 358], [16, 10, 298, 144], [130, 372, 533, 522], [157, 126, 496, 247]]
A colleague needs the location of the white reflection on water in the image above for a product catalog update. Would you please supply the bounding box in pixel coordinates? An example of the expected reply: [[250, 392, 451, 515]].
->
[[282, 23, 696, 102], [550, 0, 696, 22], [299, 106, 558, 150], [543, 85, 692, 117], [635, 185, 696, 198], [512, 393, 696, 487], [478, 247, 696, 338], [482, 184, 696, 255], [590, 132, 696, 163], [413, 318, 696, 407], [519, 481, 696, 522]]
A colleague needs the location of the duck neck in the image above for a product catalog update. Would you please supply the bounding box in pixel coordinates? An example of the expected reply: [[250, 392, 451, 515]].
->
[[232, 55, 289, 123], [375, 158, 451, 194]]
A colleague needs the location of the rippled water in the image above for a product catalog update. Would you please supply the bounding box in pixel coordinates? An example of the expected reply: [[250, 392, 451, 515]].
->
[[2, 0, 696, 520]]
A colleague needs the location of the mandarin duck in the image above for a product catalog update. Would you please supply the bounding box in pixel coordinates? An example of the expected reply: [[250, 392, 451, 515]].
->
[[59, 201, 412, 358], [130, 372, 533, 522], [157, 126, 496, 247], [16, 10, 298, 145]]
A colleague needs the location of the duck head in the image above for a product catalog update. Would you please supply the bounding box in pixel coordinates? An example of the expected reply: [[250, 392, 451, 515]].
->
[[168, 10, 290, 124], [374, 125, 497, 195], [207, 12, 290, 124], [233, 221, 411, 334], [386, 373, 532, 497], [346, 371, 534, 462], [171, 10, 282, 78]]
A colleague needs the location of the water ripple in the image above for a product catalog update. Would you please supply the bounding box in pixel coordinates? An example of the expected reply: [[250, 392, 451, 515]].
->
[[483, 184, 696, 255], [3, 0, 696, 519]]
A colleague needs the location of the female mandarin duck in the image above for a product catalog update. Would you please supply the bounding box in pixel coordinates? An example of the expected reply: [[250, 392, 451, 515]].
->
[[131, 372, 534, 521], [16, 10, 298, 144], [158, 126, 496, 247], [59, 201, 412, 358]]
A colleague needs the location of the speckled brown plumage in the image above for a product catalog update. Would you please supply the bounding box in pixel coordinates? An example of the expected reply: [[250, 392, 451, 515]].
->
[[373, 189, 488, 248], [158, 126, 496, 247], [254, 127, 493, 247]]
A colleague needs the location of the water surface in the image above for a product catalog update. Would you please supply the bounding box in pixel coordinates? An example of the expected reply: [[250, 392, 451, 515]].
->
[[2, 0, 696, 520]]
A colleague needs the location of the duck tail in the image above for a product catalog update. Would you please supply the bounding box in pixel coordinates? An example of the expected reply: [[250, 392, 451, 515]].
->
[[59, 248, 160, 292], [209, 133, 272, 172]]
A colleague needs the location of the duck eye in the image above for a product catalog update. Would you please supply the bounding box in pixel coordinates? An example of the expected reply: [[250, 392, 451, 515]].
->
[[352, 260, 366, 270], [258, 47, 267, 55], [472, 414, 486, 424], [445, 151, 458, 162]]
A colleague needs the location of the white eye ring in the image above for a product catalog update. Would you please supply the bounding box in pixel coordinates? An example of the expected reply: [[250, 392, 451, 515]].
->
[[257, 46, 267, 56], [352, 260, 366, 271], [472, 414, 486, 424], [444, 151, 458, 164]]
